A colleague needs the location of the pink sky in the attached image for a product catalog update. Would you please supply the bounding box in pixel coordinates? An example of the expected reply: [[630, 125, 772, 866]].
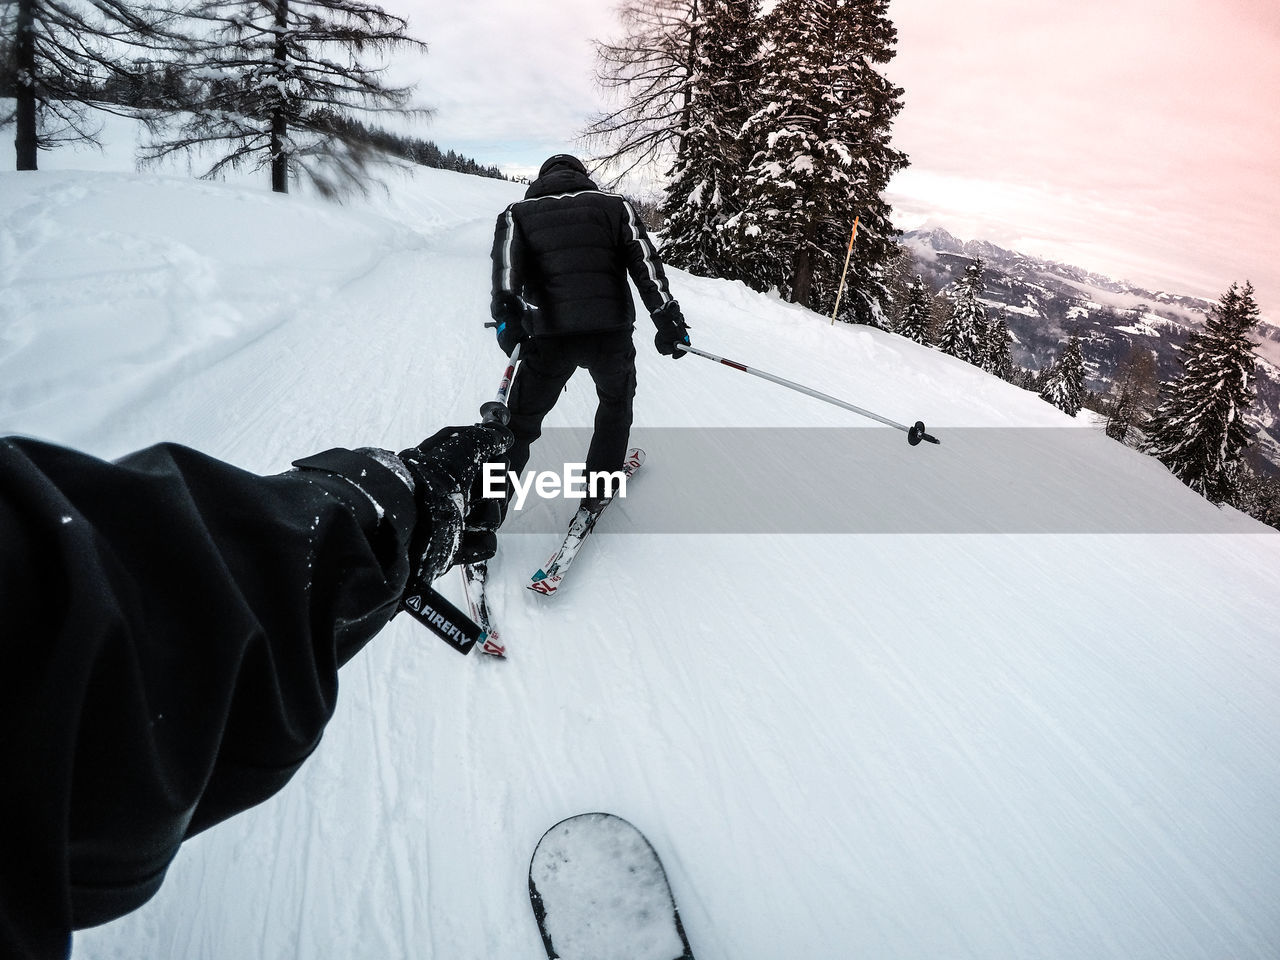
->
[[885, 0, 1280, 307], [398, 0, 1279, 312]]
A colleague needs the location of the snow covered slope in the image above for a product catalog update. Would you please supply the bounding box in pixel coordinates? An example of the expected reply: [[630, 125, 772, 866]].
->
[[2, 157, 1278, 960]]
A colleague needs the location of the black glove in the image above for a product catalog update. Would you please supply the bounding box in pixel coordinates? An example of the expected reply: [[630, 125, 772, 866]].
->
[[652, 301, 690, 358], [496, 320, 526, 357], [397, 423, 513, 584], [491, 295, 529, 357]]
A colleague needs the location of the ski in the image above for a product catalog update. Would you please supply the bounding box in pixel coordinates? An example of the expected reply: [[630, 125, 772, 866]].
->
[[460, 561, 507, 658], [528, 448, 644, 597], [529, 812, 696, 960], [460, 343, 521, 659]]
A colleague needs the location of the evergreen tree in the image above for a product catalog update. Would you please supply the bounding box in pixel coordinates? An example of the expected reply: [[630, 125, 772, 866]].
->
[[926, 289, 949, 345], [300, 112, 507, 180], [1144, 281, 1262, 505], [4, 0, 178, 169], [895, 274, 931, 344], [725, 0, 906, 316], [811, 0, 905, 326], [95, 57, 194, 109], [1039, 335, 1086, 416], [1104, 344, 1158, 445], [143, 0, 427, 195], [1232, 461, 1280, 529], [658, 0, 760, 278], [880, 242, 915, 332], [937, 256, 985, 364], [985, 308, 1015, 381], [1012, 366, 1038, 391]]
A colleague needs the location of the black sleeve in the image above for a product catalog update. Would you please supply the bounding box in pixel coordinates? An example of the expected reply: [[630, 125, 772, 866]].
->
[[491, 204, 526, 321], [618, 198, 676, 316], [0, 437, 418, 958]]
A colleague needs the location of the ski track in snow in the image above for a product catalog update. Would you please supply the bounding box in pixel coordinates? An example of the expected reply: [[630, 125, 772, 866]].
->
[[2, 155, 1278, 960]]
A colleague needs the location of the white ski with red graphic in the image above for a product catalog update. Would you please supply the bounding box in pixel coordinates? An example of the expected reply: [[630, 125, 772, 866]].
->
[[528, 448, 644, 597], [461, 561, 507, 658]]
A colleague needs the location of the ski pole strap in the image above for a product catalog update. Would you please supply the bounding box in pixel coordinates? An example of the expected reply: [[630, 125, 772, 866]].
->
[[401, 580, 488, 654], [676, 343, 940, 446]]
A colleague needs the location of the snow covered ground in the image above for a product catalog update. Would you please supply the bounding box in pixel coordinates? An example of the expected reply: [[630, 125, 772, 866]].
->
[[2, 141, 1278, 959]]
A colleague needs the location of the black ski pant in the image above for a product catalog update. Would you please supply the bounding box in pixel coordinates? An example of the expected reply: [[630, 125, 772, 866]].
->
[[506, 329, 637, 486]]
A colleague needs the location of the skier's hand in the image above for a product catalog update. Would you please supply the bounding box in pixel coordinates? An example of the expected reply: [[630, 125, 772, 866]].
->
[[397, 424, 513, 582], [495, 320, 526, 357], [491, 295, 529, 357], [652, 301, 690, 358]]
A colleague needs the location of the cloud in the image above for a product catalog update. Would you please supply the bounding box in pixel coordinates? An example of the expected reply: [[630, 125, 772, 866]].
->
[[389, 0, 613, 159], [886, 0, 1280, 310]]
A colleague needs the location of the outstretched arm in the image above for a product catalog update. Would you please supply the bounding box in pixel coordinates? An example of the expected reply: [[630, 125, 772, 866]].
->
[[0, 423, 508, 957], [0, 437, 416, 955]]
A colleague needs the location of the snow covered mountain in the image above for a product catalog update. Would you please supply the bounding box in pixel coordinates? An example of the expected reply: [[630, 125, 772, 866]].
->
[[902, 227, 1280, 470], [2, 153, 1279, 960]]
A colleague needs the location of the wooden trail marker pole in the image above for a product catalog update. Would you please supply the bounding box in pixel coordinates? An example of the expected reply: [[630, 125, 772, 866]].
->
[[829, 215, 860, 325]]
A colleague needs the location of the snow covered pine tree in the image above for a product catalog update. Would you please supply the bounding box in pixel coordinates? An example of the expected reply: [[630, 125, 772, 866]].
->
[[1144, 281, 1263, 504], [896, 274, 933, 344], [1039, 335, 1086, 417], [938, 256, 986, 365], [985, 308, 1016, 382], [659, 0, 761, 279], [726, 0, 906, 321]]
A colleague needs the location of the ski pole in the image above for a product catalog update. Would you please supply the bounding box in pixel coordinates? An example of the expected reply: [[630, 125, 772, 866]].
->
[[829, 215, 859, 326], [676, 343, 940, 445], [480, 326, 522, 426], [401, 339, 523, 654]]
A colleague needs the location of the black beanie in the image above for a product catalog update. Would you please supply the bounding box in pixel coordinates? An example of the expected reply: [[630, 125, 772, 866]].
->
[[538, 154, 588, 178]]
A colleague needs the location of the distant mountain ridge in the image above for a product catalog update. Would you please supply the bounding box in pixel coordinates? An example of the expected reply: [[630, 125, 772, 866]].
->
[[901, 227, 1280, 473]]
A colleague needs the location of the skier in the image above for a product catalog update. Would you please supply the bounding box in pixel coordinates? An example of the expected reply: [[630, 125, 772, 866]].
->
[[489, 154, 690, 511], [0, 424, 509, 960]]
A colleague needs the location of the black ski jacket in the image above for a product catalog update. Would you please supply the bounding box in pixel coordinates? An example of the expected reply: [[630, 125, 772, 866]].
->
[[0, 436, 417, 959], [490, 158, 675, 338]]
